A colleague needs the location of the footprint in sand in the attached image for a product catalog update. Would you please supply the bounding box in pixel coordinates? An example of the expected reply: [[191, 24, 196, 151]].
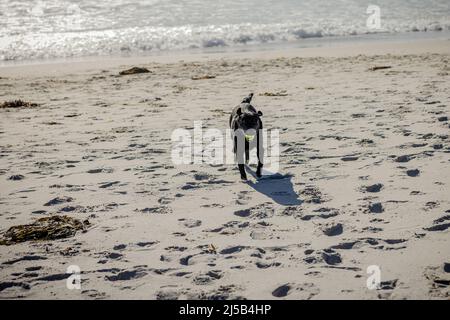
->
[[395, 155, 412, 163], [320, 223, 343, 236], [187, 284, 244, 300], [158, 197, 174, 205], [444, 263, 450, 273], [250, 230, 270, 240], [424, 265, 450, 298], [105, 268, 147, 282], [113, 244, 127, 250], [87, 168, 113, 174], [300, 186, 327, 204], [179, 218, 202, 228], [43, 196, 73, 206], [321, 250, 342, 265], [368, 202, 384, 213], [206, 220, 249, 235], [376, 279, 399, 299], [104, 252, 123, 260], [133, 241, 157, 249], [272, 284, 291, 297], [82, 289, 107, 299], [364, 183, 383, 193], [255, 261, 281, 269], [99, 181, 121, 188], [272, 283, 319, 299], [156, 290, 181, 300], [3, 255, 47, 265], [219, 245, 248, 255], [235, 191, 250, 205], [280, 206, 302, 217], [0, 281, 31, 294], [406, 169, 420, 177], [305, 247, 345, 266], [193, 172, 214, 181], [378, 279, 398, 290], [300, 207, 339, 221], [423, 201, 440, 211], [330, 241, 359, 250], [136, 206, 172, 214], [424, 214, 450, 232], [233, 203, 274, 219], [192, 270, 223, 285]]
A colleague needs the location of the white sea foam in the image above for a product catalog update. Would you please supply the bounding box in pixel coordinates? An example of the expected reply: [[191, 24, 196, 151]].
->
[[0, 0, 449, 61]]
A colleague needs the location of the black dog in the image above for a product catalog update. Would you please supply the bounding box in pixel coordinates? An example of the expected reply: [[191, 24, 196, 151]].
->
[[229, 93, 263, 180]]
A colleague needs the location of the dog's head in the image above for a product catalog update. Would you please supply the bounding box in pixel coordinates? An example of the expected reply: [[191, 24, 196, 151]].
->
[[236, 109, 263, 131], [235, 93, 263, 141]]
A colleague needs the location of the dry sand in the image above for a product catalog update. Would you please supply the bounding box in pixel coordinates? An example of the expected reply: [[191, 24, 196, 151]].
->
[[0, 39, 449, 299]]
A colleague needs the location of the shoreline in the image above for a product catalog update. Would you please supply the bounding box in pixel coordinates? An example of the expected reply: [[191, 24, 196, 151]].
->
[[1, 35, 449, 77]]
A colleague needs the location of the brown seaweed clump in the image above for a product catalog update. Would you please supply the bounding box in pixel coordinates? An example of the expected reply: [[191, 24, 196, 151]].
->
[[0, 100, 39, 109], [0, 215, 89, 245], [259, 90, 288, 97], [119, 67, 151, 75], [191, 75, 216, 80]]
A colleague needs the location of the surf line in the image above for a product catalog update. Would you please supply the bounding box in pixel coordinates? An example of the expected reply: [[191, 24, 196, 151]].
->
[[179, 304, 214, 317]]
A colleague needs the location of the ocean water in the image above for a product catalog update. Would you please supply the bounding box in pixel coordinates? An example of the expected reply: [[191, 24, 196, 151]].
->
[[0, 0, 449, 61]]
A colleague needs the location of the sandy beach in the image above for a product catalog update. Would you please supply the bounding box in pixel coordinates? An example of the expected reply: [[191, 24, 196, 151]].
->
[[1, 38, 449, 299]]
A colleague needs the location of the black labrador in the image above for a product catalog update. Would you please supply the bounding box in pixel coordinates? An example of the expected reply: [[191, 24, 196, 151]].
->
[[229, 93, 263, 180]]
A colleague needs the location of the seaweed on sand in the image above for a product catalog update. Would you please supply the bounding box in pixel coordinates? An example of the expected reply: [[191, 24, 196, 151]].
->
[[119, 67, 150, 75], [0, 215, 89, 245], [191, 75, 216, 80], [259, 90, 288, 96], [0, 100, 39, 109]]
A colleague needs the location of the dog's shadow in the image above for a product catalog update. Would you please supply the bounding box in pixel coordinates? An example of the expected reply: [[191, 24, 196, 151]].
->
[[245, 166, 302, 206]]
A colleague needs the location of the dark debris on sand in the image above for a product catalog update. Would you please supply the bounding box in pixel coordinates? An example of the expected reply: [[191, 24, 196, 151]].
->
[[0, 100, 39, 109], [368, 66, 392, 71], [8, 174, 25, 181], [0, 215, 89, 245], [119, 67, 151, 76]]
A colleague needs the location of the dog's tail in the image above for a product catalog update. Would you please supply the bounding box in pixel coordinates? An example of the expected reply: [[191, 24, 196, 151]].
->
[[241, 93, 254, 104]]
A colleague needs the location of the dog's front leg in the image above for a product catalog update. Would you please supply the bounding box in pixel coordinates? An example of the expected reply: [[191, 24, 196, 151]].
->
[[256, 128, 264, 178], [238, 164, 246, 180], [245, 140, 250, 164], [235, 133, 247, 180]]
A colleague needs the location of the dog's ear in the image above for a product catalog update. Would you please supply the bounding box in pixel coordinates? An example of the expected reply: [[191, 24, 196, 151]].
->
[[236, 108, 242, 116], [257, 110, 263, 116], [241, 93, 254, 104]]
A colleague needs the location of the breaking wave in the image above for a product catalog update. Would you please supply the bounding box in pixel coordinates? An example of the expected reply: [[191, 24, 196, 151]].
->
[[1, 0, 449, 61]]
